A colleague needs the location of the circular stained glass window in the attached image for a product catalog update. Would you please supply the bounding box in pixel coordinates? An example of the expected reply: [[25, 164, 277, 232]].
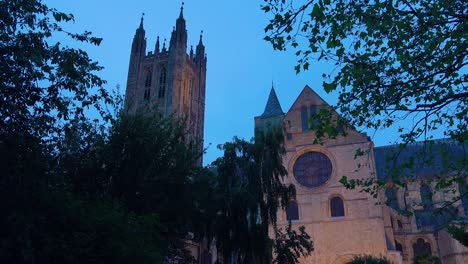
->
[[293, 152, 332, 188]]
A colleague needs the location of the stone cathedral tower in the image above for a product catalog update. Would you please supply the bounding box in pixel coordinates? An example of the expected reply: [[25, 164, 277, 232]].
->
[[125, 5, 207, 156]]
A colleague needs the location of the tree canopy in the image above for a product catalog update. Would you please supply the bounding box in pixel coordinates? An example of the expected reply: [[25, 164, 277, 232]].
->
[[262, 0, 467, 144], [262, 0, 467, 245], [206, 127, 313, 264]]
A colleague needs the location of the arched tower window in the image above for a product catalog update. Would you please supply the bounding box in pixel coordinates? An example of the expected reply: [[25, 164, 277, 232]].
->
[[301, 106, 308, 131], [330, 196, 345, 217], [286, 200, 299, 221], [413, 238, 432, 256], [144, 70, 152, 87], [158, 67, 167, 98], [395, 240, 403, 253], [143, 70, 152, 100], [420, 184, 433, 209]]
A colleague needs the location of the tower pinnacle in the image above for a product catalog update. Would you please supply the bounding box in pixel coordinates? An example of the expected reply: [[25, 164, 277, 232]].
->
[[139, 13, 144, 29], [179, 2, 184, 19]]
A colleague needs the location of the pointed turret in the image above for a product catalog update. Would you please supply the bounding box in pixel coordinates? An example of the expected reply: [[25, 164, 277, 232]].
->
[[155, 36, 160, 55], [132, 13, 146, 54], [260, 85, 284, 118], [170, 2, 187, 51], [125, 14, 147, 110], [254, 85, 285, 132], [195, 31, 205, 62]]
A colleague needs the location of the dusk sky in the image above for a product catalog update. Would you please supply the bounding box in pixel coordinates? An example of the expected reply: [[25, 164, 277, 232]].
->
[[45, 0, 430, 165]]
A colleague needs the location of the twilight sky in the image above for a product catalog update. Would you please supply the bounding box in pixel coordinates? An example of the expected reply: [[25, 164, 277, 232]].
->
[[45, 0, 425, 165]]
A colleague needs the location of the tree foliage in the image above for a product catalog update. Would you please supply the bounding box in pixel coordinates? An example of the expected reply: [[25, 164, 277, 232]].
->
[[263, 0, 467, 144], [0, 1, 167, 262], [206, 127, 313, 264], [0, 0, 111, 138], [262, 0, 467, 242]]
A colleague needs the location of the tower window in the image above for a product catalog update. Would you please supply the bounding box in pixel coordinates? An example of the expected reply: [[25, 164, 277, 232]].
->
[[395, 240, 403, 253], [286, 200, 299, 221], [145, 71, 152, 87], [301, 106, 308, 131], [158, 67, 167, 98], [330, 196, 345, 217]]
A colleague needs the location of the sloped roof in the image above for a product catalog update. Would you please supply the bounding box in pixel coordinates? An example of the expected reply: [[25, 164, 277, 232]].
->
[[374, 139, 467, 180], [259, 87, 284, 118]]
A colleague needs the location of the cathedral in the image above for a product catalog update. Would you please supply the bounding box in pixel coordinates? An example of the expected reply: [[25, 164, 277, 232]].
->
[[124, 6, 467, 264], [255, 86, 467, 264]]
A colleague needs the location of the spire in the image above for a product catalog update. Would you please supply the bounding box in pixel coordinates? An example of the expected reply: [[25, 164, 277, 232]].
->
[[179, 2, 184, 19], [260, 85, 284, 118], [190, 45, 194, 59], [198, 30, 204, 46], [139, 13, 144, 30], [155, 36, 160, 54], [162, 38, 167, 52]]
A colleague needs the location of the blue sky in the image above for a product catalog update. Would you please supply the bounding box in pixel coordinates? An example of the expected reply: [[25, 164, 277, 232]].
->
[[45, 0, 424, 165]]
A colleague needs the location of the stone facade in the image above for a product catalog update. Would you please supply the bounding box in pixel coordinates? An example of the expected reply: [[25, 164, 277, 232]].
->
[[255, 85, 467, 264], [125, 6, 207, 160]]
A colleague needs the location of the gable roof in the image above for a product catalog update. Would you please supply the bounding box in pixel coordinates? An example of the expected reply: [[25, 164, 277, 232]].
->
[[285, 85, 329, 114], [259, 87, 284, 118]]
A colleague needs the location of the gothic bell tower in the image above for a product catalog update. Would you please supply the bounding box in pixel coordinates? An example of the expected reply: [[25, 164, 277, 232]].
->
[[124, 4, 207, 164]]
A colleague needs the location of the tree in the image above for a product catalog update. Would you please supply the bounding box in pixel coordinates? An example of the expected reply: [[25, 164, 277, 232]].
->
[[0, 0, 112, 194], [263, 0, 466, 144], [104, 111, 201, 231], [210, 127, 313, 264], [262, 0, 467, 241], [0, 1, 166, 262]]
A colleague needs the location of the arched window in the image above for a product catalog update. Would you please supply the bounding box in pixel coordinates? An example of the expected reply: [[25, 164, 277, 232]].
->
[[286, 200, 299, 221], [158, 67, 167, 98], [301, 106, 308, 131], [395, 240, 403, 253], [413, 238, 432, 256], [397, 220, 403, 229], [330, 196, 345, 217], [420, 184, 433, 209], [144, 70, 152, 87], [143, 70, 152, 100]]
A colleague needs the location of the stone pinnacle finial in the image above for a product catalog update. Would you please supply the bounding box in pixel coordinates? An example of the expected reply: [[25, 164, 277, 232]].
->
[[199, 30, 203, 45], [179, 2, 184, 18], [139, 12, 145, 28]]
